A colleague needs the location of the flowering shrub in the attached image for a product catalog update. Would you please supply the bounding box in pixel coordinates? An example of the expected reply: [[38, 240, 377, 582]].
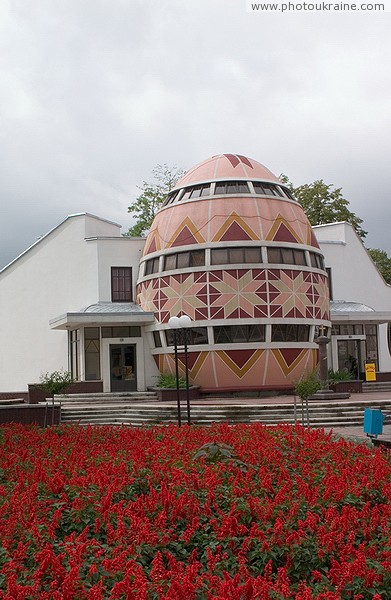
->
[[0, 422, 390, 599]]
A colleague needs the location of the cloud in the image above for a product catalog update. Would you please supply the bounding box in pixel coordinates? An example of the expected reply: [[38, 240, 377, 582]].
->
[[1, 0, 390, 268]]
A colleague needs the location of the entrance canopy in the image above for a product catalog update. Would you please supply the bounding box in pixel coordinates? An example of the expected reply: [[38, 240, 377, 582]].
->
[[50, 302, 155, 330], [330, 301, 391, 325]]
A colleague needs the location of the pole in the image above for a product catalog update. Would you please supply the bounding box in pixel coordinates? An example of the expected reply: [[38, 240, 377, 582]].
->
[[173, 329, 181, 427], [183, 328, 191, 426], [317, 334, 330, 392]]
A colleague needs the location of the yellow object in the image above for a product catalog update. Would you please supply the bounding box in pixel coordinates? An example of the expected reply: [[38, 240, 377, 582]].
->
[[365, 363, 377, 381]]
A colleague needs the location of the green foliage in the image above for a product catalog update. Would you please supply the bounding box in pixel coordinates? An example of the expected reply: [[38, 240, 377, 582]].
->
[[294, 370, 321, 401], [367, 248, 391, 284], [192, 442, 248, 472], [39, 370, 74, 397], [155, 372, 186, 388], [281, 175, 391, 284], [280, 175, 367, 240], [328, 368, 351, 383], [125, 164, 184, 237]]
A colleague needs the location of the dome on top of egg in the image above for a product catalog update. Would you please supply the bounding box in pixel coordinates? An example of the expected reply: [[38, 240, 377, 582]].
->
[[174, 153, 281, 188]]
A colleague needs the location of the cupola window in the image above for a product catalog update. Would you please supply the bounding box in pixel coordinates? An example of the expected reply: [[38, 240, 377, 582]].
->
[[214, 181, 250, 194]]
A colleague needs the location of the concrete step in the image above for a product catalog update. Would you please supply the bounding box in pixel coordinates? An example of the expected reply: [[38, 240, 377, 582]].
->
[[61, 415, 367, 428], [56, 392, 158, 404], [58, 395, 391, 427], [60, 402, 391, 415], [60, 410, 382, 427], [0, 398, 25, 405], [60, 406, 386, 417], [362, 382, 391, 392]]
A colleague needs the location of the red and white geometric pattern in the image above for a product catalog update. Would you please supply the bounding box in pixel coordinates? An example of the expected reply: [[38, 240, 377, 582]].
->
[[156, 347, 319, 391], [137, 268, 330, 323]]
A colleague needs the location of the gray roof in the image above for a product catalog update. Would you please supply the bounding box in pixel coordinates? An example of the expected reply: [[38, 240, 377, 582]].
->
[[330, 301, 374, 313], [81, 302, 147, 314], [330, 300, 391, 324]]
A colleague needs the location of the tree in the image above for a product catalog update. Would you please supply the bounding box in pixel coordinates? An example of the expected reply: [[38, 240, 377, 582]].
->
[[125, 164, 185, 237], [367, 248, 391, 284], [282, 174, 391, 284], [281, 176, 367, 240], [40, 369, 74, 426], [40, 370, 74, 397]]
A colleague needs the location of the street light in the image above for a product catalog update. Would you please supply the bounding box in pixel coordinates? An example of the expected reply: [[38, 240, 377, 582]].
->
[[168, 316, 181, 427], [168, 314, 192, 426]]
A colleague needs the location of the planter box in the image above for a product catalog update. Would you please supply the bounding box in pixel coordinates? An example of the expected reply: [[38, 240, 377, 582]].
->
[[0, 404, 60, 426], [151, 386, 200, 402], [28, 380, 104, 404], [330, 380, 363, 393]]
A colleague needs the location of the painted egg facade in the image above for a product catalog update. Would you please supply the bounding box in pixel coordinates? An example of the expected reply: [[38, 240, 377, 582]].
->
[[136, 154, 330, 391]]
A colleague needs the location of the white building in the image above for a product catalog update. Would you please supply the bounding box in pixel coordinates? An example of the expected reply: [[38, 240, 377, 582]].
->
[[0, 213, 156, 394], [315, 222, 391, 378], [1, 214, 391, 397]]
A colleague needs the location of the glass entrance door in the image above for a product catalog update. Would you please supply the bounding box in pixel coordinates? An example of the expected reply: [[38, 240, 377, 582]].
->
[[337, 339, 361, 379], [110, 345, 137, 392]]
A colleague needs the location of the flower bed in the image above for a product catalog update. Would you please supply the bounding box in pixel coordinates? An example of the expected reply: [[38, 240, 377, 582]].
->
[[0, 422, 390, 599]]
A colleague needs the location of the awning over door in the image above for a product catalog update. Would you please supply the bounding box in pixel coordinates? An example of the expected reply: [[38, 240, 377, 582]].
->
[[50, 302, 155, 330], [330, 301, 391, 325]]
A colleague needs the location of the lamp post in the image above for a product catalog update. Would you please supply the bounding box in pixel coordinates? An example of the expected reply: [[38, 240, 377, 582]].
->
[[168, 314, 192, 426], [168, 316, 181, 427]]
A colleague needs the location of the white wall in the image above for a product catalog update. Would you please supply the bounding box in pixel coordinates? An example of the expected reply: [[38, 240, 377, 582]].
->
[[0, 214, 123, 391], [314, 222, 391, 371], [315, 222, 391, 309], [94, 237, 145, 302]]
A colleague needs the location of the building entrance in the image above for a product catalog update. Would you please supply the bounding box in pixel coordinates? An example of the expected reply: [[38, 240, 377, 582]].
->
[[337, 339, 361, 379], [110, 344, 137, 392]]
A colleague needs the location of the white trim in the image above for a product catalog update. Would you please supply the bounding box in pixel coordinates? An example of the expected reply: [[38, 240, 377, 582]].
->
[[50, 312, 154, 330]]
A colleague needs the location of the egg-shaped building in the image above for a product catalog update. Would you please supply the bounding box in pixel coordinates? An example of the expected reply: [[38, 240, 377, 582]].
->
[[136, 153, 330, 392]]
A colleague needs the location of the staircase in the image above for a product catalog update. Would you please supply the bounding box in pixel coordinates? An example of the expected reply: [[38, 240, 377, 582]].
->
[[55, 393, 391, 428], [362, 381, 391, 392]]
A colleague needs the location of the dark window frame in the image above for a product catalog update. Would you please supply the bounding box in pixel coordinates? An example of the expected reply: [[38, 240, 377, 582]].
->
[[111, 267, 132, 302], [310, 252, 325, 271], [253, 182, 284, 197], [211, 247, 263, 266], [84, 327, 101, 381], [267, 247, 306, 266], [181, 184, 211, 201], [163, 249, 205, 271], [69, 329, 80, 381], [326, 267, 333, 299], [271, 324, 310, 342], [214, 181, 250, 195], [145, 257, 160, 276], [101, 326, 141, 338], [165, 327, 208, 346], [153, 331, 162, 348], [214, 324, 265, 344]]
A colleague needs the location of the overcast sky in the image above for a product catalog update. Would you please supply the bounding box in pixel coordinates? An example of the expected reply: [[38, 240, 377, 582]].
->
[[1, 0, 390, 269]]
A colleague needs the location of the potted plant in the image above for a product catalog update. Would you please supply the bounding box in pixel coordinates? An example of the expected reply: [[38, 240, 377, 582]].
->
[[151, 372, 200, 402], [328, 369, 363, 393]]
